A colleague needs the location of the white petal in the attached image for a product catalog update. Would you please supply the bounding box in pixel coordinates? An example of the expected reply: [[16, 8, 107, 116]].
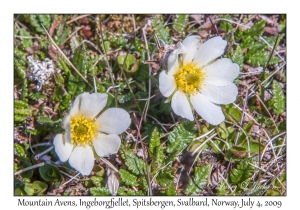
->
[[167, 42, 186, 75], [96, 108, 131, 134], [204, 58, 239, 86], [93, 134, 121, 157], [190, 93, 225, 125], [182, 35, 201, 65], [159, 71, 176, 97], [68, 145, 94, 176], [201, 83, 238, 104], [79, 93, 108, 118], [171, 90, 194, 121], [53, 134, 74, 162], [69, 93, 83, 117], [194, 36, 227, 67], [63, 115, 71, 143]]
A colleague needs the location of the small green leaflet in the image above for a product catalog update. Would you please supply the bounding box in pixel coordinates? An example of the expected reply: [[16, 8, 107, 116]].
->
[[185, 165, 210, 195], [272, 80, 285, 115]]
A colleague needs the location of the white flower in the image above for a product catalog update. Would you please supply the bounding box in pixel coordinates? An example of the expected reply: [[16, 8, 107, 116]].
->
[[159, 36, 239, 125], [53, 92, 131, 175]]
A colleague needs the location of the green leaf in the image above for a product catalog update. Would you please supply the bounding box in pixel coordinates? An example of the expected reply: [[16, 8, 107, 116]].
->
[[60, 94, 71, 111], [37, 14, 51, 28], [120, 150, 146, 175], [90, 176, 103, 187], [58, 57, 71, 75], [224, 104, 242, 123], [14, 143, 26, 158], [152, 15, 172, 44], [166, 182, 177, 195], [217, 180, 231, 196], [245, 50, 270, 67], [228, 45, 244, 70], [266, 189, 281, 196], [119, 169, 138, 187], [149, 128, 164, 165], [242, 20, 266, 40], [90, 187, 111, 196], [56, 26, 71, 46], [230, 158, 255, 183], [29, 15, 46, 34], [230, 145, 247, 157], [29, 91, 46, 100], [24, 181, 48, 195], [185, 165, 210, 195], [173, 14, 189, 34], [117, 54, 139, 73], [156, 169, 174, 187], [217, 121, 229, 139], [39, 164, 62, 182], [167, 121, 197, 153], [20, 29, 33, 49], [240, 140, 265, 155], [14, 108, 30, 116], [14, 100, 28, 109], [72, 47, 90, 76], [52, 86, 64, 102], [36, 116, 62, 126], [117, 187, 136, 196], [272, 80, 285, 115], [219, 15, 233, 32]]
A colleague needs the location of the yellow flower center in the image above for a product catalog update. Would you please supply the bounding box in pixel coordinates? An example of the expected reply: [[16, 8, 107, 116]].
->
[[70, 115, 98, 145], [174, 62, 206, 95]]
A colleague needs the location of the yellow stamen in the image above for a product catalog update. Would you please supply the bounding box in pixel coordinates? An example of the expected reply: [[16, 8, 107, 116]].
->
[[70, 115, 98, 145], [174, 62, 206, 95]]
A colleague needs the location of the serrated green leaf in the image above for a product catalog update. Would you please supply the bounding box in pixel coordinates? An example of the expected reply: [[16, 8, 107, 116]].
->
[[230, 158, 255, 183], [20, 28, 33, 49], [14, 108, 30, 116], [58, 57, 71, 75], [29, 91, 46, 100], [117, 187, 136, 196], [37, 14, 51, 28], [228, 45, 244, 70], [52, 85, 64, 102], [167, 121, 197, 153], [90, 187, 111, 196], [243, 20, 266, 39], [149, 128, 164, 165], [90, 176, 103, 187], [24, 181, 48, 195], [39, 164, 62, 182], [29, 15, 46, 34], [166, 182, 177, 195], [121, 150, 146, 175], [156, 169, 174, 187], [245, 50, 279, 67], [272, 80, 285, 115], [219, 15, 233, 32], [119, 169, 138, 187], [14, 115, 26, 123], [60, 94, 71, 111], [14, 143, 26, 158], [14, 58, 26, 79], [152, 16, 172, 44], [217, 180, 232, 196], [36, 116, 62, 126], [56, 27, 71, 46], [185, 165, 210, 195], [173, 14, 189, 34]]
